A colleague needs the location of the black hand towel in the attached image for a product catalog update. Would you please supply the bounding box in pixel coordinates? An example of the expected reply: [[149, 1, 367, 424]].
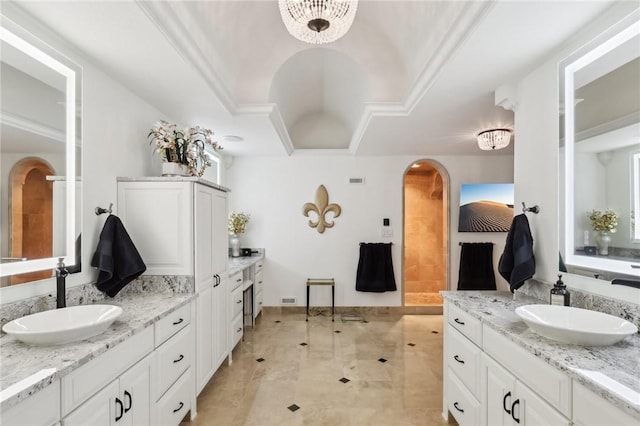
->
[[498, 214, 535, 293], [457, 243, 496, 291], [91, 215, 146, 297], [356, 243, 397, 292]]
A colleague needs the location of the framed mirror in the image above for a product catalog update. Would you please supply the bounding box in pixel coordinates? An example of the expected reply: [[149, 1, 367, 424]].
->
[[561, 13, 640, 279], [0, 15, 82, 286]]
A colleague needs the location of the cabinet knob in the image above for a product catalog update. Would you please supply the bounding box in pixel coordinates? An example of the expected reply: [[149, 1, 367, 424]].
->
[[173, 354, 184, 363], [172, 318, 184, 326], [236, 278, 242, 283], [173, 402, 184, 413], [237, 327, 242, 333], [453, 402, 464, 413], [454, 318, 465, 325], [237, 299, 242, 304], [453, 355, 465, 364]]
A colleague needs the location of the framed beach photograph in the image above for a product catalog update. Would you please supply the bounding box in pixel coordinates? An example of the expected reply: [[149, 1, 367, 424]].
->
[[458, 183, 514, 232]]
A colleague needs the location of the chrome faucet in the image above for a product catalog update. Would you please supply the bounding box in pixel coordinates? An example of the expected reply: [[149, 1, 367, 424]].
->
[[56, 258, 69, 309]]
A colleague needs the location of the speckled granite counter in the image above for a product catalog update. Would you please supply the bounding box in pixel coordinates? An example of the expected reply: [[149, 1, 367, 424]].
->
[[441, 291, 640, 419], [228, 253, 264, 276], [0, 292, 195, 411]]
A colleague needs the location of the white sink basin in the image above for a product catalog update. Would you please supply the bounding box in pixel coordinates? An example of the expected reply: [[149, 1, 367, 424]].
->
[[2, 305, 123, 346], [515, 304, 638, 346]]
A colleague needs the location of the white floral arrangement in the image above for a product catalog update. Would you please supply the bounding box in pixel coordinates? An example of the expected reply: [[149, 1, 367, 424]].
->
[[148, 120, 223, 177]]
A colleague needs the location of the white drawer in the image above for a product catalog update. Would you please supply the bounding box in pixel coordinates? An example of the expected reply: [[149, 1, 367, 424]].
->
[[255, 289, 263, 314], [155, 324, 192, 401], [231, 313, 243, 348], [255, 260, 263, 272], [573, 381, 638, 426], [232, 286, 243, 318], [447, 368, 481, 426], [229, 271, 243, 290], [155, 302, 191, 348], [61, 326, 154, 416], [3, 380, 60, 426], [254, 270, 264, 293], [447, 325, 481, 397], [483, 325, 571, 417], [447, 302, 482, 346], [154, 368, 192, 426]]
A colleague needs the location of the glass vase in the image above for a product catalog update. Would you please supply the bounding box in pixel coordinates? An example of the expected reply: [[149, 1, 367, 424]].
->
[[597, 231, 611, 256], [229, 233, 241, 257]]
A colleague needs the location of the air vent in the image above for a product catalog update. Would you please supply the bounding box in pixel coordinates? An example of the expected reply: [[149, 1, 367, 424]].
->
[[348, 177, 365, 184], [281, 297, 297, 305]]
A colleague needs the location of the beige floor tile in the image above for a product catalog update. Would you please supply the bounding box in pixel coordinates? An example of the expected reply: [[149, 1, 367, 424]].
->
[[182, 311, 458, 426]]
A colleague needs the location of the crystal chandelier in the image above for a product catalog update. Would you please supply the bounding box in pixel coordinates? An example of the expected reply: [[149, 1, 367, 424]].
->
[[476, 129, 512, 150], [278, 0, 358, 45]]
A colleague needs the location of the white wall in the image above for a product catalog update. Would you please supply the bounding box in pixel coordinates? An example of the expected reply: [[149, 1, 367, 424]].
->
[[226, 155, 513, 307], [509, 2, 639, 287]]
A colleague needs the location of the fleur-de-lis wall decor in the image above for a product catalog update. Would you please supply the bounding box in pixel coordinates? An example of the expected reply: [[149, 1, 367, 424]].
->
[[302, 185, 342, 234]]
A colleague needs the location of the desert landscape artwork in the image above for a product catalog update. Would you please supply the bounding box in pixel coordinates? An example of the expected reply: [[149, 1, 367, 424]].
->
[[458, 183, 514, 232]]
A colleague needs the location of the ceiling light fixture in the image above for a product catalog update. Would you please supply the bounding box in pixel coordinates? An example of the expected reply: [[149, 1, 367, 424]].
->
[[278, 0, 358, 45], [476, 128, 512, 150]]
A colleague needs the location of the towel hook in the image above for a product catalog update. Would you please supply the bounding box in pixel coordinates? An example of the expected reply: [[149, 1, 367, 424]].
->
[[95, 203, 113, 216], [522, 202, 540, 214]]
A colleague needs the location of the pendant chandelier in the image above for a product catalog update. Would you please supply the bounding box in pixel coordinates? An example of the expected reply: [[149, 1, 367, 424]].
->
[[476, 128, 512, 150], [278, 0, 358, 45]]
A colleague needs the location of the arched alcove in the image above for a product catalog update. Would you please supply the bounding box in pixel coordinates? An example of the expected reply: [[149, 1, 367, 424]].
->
[[9, 157, 55, 284]]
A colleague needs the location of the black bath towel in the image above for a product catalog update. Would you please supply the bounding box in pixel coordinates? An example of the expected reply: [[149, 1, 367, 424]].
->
[[457, 243, 496, 291], [356, 243, 397, 292], [91, 215, 146, 297], [498, 214, 535, 293]]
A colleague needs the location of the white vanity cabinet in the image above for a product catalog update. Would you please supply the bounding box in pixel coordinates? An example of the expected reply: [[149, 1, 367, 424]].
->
[[253, 260, 264, 320], [61, 326, 154, 425], [443, 299, 573, 426], [229, 270, 244, 352], [117, 179, 228, 397]]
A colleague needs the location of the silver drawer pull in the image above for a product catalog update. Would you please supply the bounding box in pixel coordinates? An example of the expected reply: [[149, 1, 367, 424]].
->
[[454, 355, 465, 364], [173, 402, 184, 413], [454, 318, 465, 325], [172, 318, 184, 326]]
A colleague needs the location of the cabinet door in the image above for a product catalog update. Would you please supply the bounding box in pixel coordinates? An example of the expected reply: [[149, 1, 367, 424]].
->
[[211, 190, 228, 274], [119, 355, 152, 426], [213, 274, 228, 371], [196, 285, 214, 394], [117, 182, 193, 276], [195, 184, 215, 293], [514, 381, 570, 426], [63, 380, 119, 426], [483, 354, 517, 426]]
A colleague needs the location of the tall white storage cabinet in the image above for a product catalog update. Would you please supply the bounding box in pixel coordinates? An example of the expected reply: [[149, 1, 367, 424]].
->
[[117, 178, 229, 397]]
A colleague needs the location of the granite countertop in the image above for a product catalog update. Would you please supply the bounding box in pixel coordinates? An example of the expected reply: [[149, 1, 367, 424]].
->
[[228, 253, 264, 276], [0, 292, 195, 411], [441, 291, 640, 419]]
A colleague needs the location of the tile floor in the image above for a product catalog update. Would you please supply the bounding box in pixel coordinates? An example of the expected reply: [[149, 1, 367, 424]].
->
[[182, 311, 457, 426]]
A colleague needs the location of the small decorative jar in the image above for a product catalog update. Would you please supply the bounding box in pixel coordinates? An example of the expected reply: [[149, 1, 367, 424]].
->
[[229, 233, 241, 257]]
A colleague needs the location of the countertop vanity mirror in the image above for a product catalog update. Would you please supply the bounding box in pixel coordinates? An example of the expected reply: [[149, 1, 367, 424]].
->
[[560, 11, 640, 299], [0, 13, 82, 293]]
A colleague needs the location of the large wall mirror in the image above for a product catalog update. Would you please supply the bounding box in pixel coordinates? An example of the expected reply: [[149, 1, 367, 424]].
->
[[561, 13, 640, 281], [0, 15, 82, 287]]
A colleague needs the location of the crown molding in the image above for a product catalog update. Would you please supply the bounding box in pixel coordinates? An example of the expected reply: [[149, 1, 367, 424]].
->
[[137, 0, 492, 157], [135, 0, 237, 115], [1, 110, 65, 143]]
